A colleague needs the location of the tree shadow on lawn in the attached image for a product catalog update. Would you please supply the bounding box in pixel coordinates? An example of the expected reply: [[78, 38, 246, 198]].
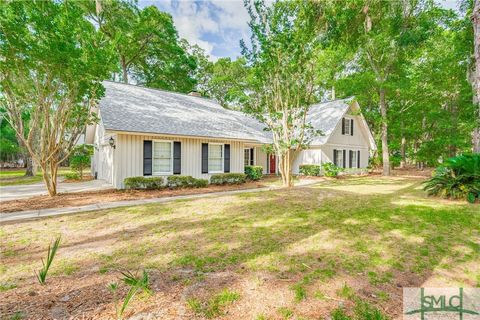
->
[[1, 180, 479, 319]]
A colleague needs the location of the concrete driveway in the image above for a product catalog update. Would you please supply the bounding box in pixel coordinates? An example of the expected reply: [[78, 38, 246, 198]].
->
[[0, 179, 113, 202]]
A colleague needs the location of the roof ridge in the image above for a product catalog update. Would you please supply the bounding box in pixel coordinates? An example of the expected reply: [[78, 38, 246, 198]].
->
[[103, 80, 215, 102]]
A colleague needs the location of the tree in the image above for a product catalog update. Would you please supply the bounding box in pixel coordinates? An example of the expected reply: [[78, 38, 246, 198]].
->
[[471, 0, 480, 152], [89, 0, 197, 93], [241, 0, 322, 187], [0, 1, 113, 196], [70, 144, 94, 179], [200, 57, 249, 108]]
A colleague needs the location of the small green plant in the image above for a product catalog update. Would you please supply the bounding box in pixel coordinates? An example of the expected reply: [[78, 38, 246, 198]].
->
[[299, 164, 321, 176], [330, 300, 388, 320], [0, 282, 17, 292], [187, 289, 240, 318], [124, 176, 164, 190], [337, 283, 355, 300], [9, 311, 25, 320], [69, 144, 93, 178], [322, 162, 342, 177], [210, 173, 246, 185], [423, 153, 480, 203], [36, 236, 61, 285], [244, 165, 263, 180], [64, 172, 80, 180], [291, 283, 307, 301], [278, 307, 294, 319], [109, 270, 152, 320]]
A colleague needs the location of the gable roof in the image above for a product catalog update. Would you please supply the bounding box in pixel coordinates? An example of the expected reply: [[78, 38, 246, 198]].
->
[[99, 81, 271, 143], [98, 81, 376, 150]]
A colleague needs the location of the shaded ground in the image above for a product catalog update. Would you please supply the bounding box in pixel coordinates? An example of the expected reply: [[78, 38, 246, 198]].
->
[[0, 179, 273, 213], [0, 168, 73, 187], [0, 174, 478, 320]]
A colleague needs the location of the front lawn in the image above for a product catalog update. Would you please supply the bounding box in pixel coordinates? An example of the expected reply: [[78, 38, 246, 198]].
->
[[0, 175, 478, 319], [0, 168, 73, 186]]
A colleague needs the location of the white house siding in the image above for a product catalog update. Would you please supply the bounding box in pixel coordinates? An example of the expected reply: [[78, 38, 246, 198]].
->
[[255, 147, 269, 174], [92, 122, 114, 184], [292, 109, 372, 174], [111, 133, 246, 188]]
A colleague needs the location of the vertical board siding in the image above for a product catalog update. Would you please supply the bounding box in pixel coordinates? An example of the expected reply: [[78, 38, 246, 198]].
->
[[113, 133, 245, 188], [255, 147, 268, 174]]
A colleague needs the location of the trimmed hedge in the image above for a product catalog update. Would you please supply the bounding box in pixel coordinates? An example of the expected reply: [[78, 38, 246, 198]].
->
[[299, 164, 321, 176], [167, 175, 208, 189], [210, 173, 246, 185], [65, 172, 81, 180], [124, 176, 164, 190], [244, 165, 263, 181]]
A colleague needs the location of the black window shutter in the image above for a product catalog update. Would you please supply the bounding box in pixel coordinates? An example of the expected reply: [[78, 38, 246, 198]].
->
[[250, 148, 254, 165], [349, 150, 353, 168], [202, 143, 208, 174], [351, 119, 354, 136], [173, 141, 181, 174], [343, 150, 346, 168], [224, 144, 231, 173], [143, 140, 152, 176], [357, 150, 361, 168], [333, 149, 337, 166], [341, 118, 345, 135]]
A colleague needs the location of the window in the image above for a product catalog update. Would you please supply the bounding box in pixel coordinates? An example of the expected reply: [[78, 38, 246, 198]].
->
[[351, 150, 357, 168], [208, 143, 223, 173], [343, 118, 351, 135], [335, 149, 343, 167], [244, 148, 254, 166], [153, 141, 172, 174]]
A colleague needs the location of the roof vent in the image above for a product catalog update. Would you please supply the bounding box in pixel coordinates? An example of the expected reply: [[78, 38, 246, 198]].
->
[[188, 91, 201, 97]]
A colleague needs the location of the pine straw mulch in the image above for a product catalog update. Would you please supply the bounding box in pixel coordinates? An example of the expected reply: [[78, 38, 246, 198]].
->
[[0, 180, 268, 214]]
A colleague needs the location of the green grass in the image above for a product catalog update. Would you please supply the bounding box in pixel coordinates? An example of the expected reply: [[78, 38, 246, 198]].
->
[[1, 176, 479, 319], [187, 289, 240, 318], [0, 168, 73, 186]]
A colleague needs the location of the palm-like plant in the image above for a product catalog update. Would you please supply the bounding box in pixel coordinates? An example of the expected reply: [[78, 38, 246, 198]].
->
[[36, 236, 61, 284], [423, 154, 480, 203]]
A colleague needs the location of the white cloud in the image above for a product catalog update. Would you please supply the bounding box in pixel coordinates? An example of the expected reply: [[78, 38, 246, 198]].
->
[[141, 0, 251, 61]]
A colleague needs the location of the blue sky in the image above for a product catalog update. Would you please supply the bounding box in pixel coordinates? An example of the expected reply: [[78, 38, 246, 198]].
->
[[139, 0, 460, 61]]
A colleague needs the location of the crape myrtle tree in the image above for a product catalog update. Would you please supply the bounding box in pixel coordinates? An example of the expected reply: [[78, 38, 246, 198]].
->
[[0, 1, 113, 196], [470, 0, 480, 152], [240, 0, 323, 187]]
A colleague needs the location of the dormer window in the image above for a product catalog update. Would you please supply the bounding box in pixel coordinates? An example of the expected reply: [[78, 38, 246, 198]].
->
[[342, 118, 354, 136]]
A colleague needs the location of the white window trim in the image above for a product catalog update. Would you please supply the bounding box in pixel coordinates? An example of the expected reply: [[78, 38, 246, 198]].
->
[[343, 117, 352, 135], [244, 147, 255, 166], [208, 143, 224, 174], [351, 149, 357, 168], [152, 140, 173, 175]]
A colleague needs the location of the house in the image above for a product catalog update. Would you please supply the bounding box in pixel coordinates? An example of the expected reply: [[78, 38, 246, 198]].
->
[[87, 81, 376, 188]]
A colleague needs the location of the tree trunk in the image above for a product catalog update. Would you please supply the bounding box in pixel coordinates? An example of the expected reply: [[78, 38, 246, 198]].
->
[[379, 87, 390, 176], [400, 136, 406, 169], [472, 0, 480, 153], [24, 156, 35, 177], [278, 149, 294, 188], [40, 160, 59, 197], [121, 56, 129, 84]]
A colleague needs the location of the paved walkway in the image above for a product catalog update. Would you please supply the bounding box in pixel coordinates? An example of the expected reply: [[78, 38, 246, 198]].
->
[[0, 180, 320, 223], [0, 179, 113, 202]]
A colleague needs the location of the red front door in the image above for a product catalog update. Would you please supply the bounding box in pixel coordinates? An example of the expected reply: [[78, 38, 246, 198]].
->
[[269, 154, 276, 174]]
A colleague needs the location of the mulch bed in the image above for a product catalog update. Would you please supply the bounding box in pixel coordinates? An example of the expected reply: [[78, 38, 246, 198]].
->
[[0, 181, 268, 213]]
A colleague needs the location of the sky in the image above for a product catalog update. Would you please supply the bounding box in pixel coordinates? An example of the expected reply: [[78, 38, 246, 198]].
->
[[139, 0, 461, 62]]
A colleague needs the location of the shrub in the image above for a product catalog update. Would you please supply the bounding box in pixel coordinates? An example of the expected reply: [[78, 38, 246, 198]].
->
[[124, 176, 164, 190], [167, 175, 209, 189], [70, 144, 93, 178], [423, 153, 480, 203], [244, 165, 263, 180], [65, 172, 80, 180], [322, 162, 342, 177], [299, 164, 321, 176], [210, 173, 246, 185]]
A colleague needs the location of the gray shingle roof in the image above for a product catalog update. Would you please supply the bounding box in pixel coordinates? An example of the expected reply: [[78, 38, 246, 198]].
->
[[99, 81, 271, 143], [99, 81, 353, 145], [307, 98, 353, 145]]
